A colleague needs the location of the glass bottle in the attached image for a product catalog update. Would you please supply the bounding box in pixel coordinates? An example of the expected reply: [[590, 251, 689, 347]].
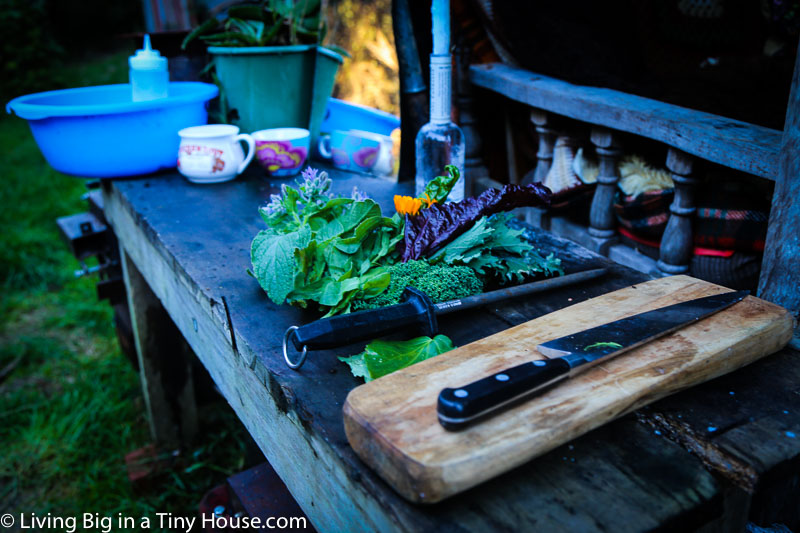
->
[[414, 5, 465, 202]]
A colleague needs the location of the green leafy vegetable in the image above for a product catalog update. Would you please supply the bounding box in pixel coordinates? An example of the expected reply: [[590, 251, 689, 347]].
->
[[251, 166, 563, 320], [251, 227, 310, 304], [584, 342, 623, 351], [351, 260, 483, 310], [401, 181, 551, 261], [422, 164, 461, 205], [338, 352, 370, 381], [339, 335, 455, 381], [250, 168, 403, 316], [431, 213, 563, 282]]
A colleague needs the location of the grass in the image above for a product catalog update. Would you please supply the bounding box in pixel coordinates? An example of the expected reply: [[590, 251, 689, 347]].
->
[[0, 48, 249, 529]]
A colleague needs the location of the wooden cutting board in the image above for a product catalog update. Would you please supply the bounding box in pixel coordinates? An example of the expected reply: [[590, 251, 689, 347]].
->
[[343, 276, 794, 504]]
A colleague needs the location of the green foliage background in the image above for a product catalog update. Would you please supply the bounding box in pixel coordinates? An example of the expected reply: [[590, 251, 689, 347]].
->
[[1, 50, 248, 529], [0, 0, 142, 101], [0, 0, 394, 523]]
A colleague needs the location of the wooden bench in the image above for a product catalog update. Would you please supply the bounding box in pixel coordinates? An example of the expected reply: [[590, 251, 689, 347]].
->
[[468, 55, 800, 319], [101, 166, 800, 531]]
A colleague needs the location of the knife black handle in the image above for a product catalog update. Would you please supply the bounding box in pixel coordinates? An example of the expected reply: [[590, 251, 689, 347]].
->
[[437, 358, 571, 430], [291, 287, 437, 350]]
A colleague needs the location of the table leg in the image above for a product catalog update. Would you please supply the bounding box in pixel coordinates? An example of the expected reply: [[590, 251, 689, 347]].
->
[[121, 246, 198, 449]]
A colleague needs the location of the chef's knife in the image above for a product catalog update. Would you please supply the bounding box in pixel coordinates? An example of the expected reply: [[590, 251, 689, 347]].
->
[[437, 290, 749, 430], [283, 268, 608, 369]]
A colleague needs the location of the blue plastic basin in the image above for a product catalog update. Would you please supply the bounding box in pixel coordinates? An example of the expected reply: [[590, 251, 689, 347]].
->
[[6, 82, 218, 178], [320, 98, 400, 137]]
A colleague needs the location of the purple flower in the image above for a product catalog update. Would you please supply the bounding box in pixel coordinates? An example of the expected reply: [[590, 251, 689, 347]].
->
[[351, 186, 369, 202], [297, 167, 333, 206], [301, 167, 320, 181], [262, 193, 286, 216]]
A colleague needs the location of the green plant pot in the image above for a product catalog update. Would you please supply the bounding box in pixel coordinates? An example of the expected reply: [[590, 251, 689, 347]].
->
[[209, 45, 343, 145]]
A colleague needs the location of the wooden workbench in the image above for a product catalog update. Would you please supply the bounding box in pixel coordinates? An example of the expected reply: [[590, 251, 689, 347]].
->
[[101, 166, 800, 532]]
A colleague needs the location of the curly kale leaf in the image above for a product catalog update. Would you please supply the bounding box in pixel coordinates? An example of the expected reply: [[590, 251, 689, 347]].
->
[[431, 213, 563, 283]]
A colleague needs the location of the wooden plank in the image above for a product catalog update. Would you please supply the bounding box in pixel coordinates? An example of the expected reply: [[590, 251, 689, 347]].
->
[[486, 216, 648, 327], [428, 416, 726, 532], [518, 209, 662, 279], [102, 170, 736, 532], [470, 63, 782, 179], [227, 463, 310, 525], [120, 247, 198, 449], [105, 181, 414, 533], [638, 345, 800, 529], [758, 42, 800, 316], [106, 174, 450, 532], [344, 276, 793, 503], [607, 243, 663, 278]]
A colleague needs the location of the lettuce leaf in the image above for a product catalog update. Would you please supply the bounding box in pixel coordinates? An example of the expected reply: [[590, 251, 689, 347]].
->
[[339, 335, 455, 381], [400, 182, 551, 261]]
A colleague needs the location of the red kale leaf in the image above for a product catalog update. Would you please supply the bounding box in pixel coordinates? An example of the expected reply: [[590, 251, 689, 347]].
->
[[400, 182, 552, 262]]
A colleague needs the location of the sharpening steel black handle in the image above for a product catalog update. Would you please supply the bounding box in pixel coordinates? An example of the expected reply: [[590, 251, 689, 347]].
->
[[291, 287, 438, 350], [437, 358, 571, 430]]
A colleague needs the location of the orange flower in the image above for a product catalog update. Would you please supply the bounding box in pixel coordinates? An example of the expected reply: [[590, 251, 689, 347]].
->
[[421, 193, 437, 208], [394, 195, 423, 216]]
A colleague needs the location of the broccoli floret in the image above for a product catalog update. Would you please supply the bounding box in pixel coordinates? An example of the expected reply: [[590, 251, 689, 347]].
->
[[351, 260, 483, 310], [416, 265, 483, 303]]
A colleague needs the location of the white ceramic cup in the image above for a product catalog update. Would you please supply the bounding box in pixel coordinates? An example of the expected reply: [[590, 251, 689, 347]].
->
[[177, 124, 255, 183]]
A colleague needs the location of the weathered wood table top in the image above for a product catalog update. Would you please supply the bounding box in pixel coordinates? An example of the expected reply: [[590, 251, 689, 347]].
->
[[101, 165, 800, 532]]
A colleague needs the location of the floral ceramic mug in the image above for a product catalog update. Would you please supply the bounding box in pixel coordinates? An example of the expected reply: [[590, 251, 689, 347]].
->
[[318, 129, 393, 176], [252, 128, 310, 177]]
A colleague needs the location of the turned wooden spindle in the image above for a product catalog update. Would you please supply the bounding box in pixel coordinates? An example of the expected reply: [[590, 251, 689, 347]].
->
[[658, 148, 696, 275], [523, 109, 557, 185], [588, 127, 622, 247], [521, 109, 557, 229]]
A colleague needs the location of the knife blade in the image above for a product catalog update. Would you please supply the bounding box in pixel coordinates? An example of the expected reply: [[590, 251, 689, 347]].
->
[[437, 290, 749, 430]]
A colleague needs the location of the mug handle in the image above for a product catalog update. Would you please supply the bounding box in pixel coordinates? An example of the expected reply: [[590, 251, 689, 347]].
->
[[373, 137, 394, 176], [236, 133, 255, 174], [318, 134, 332, 159]]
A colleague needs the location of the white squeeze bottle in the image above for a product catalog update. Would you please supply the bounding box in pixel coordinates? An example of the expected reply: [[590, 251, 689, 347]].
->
[[129, 34, 168, 101]]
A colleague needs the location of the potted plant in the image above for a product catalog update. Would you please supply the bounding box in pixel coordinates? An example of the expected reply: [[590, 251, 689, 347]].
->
[[183, 0, 347, 144]]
